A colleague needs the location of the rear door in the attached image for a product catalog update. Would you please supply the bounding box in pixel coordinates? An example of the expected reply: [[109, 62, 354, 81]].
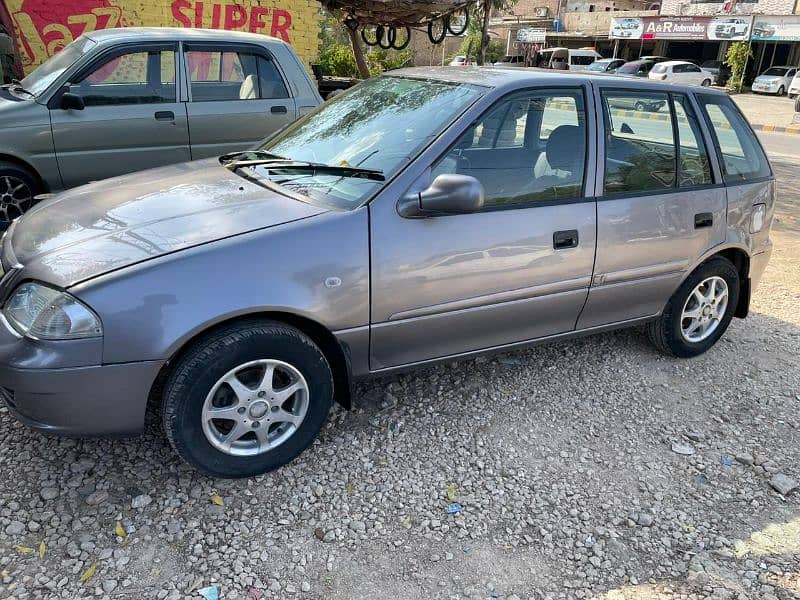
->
[[578, 86, 726, 328], [50, 42, 190, 188], [183, 43, 297, 159]]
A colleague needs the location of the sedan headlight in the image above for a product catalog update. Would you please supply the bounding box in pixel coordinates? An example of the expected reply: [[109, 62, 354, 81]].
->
[[3, 282, 102, 339]]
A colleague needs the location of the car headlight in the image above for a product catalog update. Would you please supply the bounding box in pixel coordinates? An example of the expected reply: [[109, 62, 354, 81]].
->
[[3, 282, 102, 339]]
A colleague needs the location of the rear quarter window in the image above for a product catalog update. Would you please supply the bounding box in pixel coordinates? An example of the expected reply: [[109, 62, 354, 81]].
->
[[651, 64, 667, 73], [697, 95, 771, 183]]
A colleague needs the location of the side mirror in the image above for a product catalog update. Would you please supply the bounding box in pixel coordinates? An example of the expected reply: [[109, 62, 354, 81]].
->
[[398, 174, 485, 218], [60, 92, 85, 111]]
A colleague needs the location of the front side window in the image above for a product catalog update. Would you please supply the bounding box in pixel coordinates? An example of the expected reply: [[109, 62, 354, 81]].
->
[[602, 91, 675, 194], [698, 96, 770, 182], [70, 49, 175, 106], [431, 89, 586, 209], [187, 50, 288, 101]]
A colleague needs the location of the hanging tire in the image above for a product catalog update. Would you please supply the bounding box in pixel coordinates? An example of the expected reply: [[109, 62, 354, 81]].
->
[[446, 7, 469, 36], [361, 25, 383, 47], [391, 26, 411, 51], [0, 161, 42, 229], [379, 26, 394, 50], [428, 18, 447, 44], [646, 256, 739, 358], [162, 320, 334, 478]]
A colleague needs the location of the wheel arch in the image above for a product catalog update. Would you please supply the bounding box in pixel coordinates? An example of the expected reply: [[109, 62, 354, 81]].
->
[[688, 246, 751, 319], [148, 311, 353, 417], [0, 152, 48, 193]]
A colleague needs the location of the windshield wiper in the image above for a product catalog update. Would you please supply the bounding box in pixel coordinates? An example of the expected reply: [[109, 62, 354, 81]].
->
[[5, 79, 33, 96], [227, 159, 385, 182], [219, 149, 288, 164]]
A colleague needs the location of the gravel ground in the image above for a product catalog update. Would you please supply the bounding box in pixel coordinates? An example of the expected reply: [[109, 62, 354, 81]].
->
[[1, 159, 799, 600]]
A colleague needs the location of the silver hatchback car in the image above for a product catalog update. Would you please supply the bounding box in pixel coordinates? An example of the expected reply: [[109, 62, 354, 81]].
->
[[0, 68, 774, 477]]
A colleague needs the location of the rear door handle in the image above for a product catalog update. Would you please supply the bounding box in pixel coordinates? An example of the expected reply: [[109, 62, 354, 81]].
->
[[270, 105, 288, 114], [154, 110, 174, 121], [694, 212, 713, 229], [553, 229, 579, 250]]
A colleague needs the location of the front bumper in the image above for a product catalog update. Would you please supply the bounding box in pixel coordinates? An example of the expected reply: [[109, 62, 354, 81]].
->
[[0, 360, 163, 436], [752, 81, 780, 93]]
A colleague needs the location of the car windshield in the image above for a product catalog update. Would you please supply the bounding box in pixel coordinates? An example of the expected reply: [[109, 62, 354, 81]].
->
[[587, 61, 609, 71], [20, 36, 96, 96], [253, 76, 483, 209], [616, 62, 641, 74], [763, 67, 789, 76]]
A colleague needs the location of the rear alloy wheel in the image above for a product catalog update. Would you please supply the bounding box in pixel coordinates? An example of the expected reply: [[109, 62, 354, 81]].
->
[[162, 320, 333, 478], [646, 257, 739, 358], [0, 161, 41, 227]]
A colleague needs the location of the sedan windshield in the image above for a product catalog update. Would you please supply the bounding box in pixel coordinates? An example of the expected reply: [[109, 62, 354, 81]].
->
[[587, 61, 609, 72], [21, 36, 96, 96], [763, 67, 789, 76], [616, 62, 643, 74], [254, 76, 483, 209]]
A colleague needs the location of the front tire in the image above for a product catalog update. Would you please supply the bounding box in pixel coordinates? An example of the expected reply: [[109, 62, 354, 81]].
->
[[162, 320, 334, 478], [701, 79, 712, 87], [777, 85, 785, 96], [0, 161, 41, 228], [647, 257, 740, 358]]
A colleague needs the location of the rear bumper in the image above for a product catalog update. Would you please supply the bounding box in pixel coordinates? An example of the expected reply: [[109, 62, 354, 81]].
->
[[750, 243, 772, 293], [0, 360, 163, 436]]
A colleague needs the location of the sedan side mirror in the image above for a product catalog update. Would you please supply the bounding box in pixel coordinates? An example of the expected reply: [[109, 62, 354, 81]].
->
[[60, 92, 85, 111], [398, 174, 485, 218]]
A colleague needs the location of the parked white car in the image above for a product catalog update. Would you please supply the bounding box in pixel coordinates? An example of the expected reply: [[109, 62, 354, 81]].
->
[[648, 61, 714, 87], [752, 66, 797, 96], [789, 71, 800, 99]]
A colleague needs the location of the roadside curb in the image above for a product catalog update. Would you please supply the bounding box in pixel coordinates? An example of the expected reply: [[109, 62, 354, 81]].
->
[[751, 123, 800, 135]]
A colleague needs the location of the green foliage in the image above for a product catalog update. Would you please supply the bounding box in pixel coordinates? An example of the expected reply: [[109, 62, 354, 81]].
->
[[366, 48, 413, 75], [458, 32, 505, 63], [319, 43, 358, 78], [724, 41, 752, 93]]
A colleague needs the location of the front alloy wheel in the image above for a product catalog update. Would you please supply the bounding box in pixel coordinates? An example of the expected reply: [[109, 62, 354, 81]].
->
[[162, 320, 334, 478]]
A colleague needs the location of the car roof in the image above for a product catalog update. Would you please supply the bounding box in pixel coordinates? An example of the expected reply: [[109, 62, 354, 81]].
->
[[763, 65, 794, 69], [386, 66, 729, 97], [83, 26, 287, 46], [621, 59, 653, 65], [660, 60, 694, 66], [595, 58, 621, 62]]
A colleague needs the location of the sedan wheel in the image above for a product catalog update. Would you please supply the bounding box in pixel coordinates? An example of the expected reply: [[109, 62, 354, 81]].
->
[[0, 169, 37, 227], [163, 320, 333, 478], [701, 79, 711, 87], [777, 85, 785, 96]]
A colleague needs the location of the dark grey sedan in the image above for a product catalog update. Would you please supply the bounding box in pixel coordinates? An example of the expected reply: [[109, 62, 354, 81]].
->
[[0, 68, 774, 477]]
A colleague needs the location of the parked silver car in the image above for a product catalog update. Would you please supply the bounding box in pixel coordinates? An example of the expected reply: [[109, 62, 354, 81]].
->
[[0, 27, 321, 226], [0, 68, 774, 477], [751, 65, 798, 95]]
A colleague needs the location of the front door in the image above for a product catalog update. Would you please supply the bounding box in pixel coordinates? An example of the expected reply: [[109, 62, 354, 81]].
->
[[370, 87, 598, 370], [50, 43, 190, 188], [183, 45, 297, 160], [578, 87, 726, 328]]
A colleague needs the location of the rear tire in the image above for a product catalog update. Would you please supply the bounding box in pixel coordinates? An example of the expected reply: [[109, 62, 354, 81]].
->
[[647, 257, 739, 358], [0, 161, 41, 228], [162, 320, 334, 478]]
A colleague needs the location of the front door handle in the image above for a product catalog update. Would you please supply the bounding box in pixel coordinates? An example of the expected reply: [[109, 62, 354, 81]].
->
[[271, 105, 288, 114], [553, 229, 579, 250], [695, 212, 713, 229], [154, 110, 174, 121]]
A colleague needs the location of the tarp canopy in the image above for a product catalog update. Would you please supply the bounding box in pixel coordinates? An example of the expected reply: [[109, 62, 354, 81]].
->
[[320, 0, 472, 26]]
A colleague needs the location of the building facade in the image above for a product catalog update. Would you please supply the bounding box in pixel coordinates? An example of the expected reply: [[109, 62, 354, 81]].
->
[[0, 0, 321, 75]]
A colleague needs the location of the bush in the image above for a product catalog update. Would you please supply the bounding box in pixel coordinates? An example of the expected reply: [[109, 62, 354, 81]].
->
[[318, 43, 358, 78], [724, 41, 752, 93]]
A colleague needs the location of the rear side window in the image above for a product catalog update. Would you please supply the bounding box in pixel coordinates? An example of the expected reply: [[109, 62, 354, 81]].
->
[[187, 49, 288, 102], [651, 64, 667, 74], [571, 54, 595, 66], [697, 96, 770, 182], [673, 95, 712, 187], [602, 91, 675, 194]]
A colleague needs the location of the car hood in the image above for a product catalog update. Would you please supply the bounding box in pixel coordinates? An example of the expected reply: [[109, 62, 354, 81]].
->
[[7, 159, 328, 288]]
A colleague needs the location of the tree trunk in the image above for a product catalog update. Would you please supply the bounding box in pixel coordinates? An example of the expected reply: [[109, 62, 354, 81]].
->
[[347, 27, 371, 79], [478, 0, 491, 66]]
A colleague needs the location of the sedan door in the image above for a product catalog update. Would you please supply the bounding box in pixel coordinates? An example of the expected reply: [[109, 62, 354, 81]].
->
[[183, 44, 297, 159], [370, 87, 598, 369], [578, 87, 726, 328], [50, 43, 190, 188]]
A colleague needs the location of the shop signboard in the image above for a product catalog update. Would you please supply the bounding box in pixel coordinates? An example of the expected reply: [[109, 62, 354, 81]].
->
[[752, 16, 800, 42], [516, 27, 547, 43], [609, 15, 752, 41]]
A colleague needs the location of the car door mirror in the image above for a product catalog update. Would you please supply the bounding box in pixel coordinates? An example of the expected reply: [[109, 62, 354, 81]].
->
[[398, 174, 485, 218], [60, 92, 85, 111]]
